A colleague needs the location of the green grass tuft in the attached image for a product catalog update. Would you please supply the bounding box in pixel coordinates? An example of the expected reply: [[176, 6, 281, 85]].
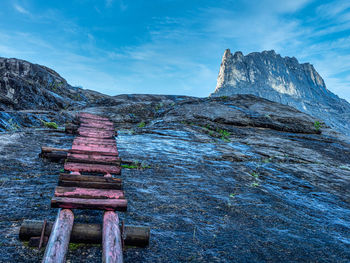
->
[[41, 120, 58, 129], [314, 121, 322, 132], [138, 121, 146, 128]]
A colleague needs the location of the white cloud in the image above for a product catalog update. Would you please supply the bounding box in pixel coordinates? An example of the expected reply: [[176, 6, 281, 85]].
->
[[13, 4, 30, 15]]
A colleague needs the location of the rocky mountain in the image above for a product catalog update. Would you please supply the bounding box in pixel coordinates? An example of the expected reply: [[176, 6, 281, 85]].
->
[[0, 57, 108, 111], [1, 57, 350, 262], [0, 57, 110, 131], [211, 49, 350, 136]]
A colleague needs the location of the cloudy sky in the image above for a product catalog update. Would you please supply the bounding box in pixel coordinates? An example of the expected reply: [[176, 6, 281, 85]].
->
[[0, 0, 349, 101]]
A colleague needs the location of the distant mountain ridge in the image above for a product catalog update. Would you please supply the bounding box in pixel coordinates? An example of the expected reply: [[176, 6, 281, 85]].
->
[[211, 49, 350, 136]]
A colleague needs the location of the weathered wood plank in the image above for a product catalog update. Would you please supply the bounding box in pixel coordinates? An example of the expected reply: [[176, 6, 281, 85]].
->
[[51, 197, 127, 211], [80, 123, 115, 130], [67, 153, 120, 165], [64, 162, 121, 174], [20, 220, 150, 247], [41, 146, 69, 153], [71, 144, 118, 153], [78, 127, 116, 135], [72, 142, 117, 151], [59, 180, 122, 190], [103, 211, 123, 263], [59, 173, 121, 183], [78, 113, 109, 121], [79, 119, 114, 127], [78, 130, 115, 139], [42, 209, 74, 263], [69, 148, 119, 156], [54, 186, 125, 199]]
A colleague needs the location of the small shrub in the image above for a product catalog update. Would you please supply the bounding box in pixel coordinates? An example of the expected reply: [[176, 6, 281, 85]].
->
[[41, 120, 58, 129], [138, 121, 146, 128], [251, 172, 259, 178], [314, 121, 322, 131]]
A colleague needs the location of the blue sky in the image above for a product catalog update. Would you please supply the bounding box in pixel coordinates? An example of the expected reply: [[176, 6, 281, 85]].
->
[[0, 0, 349, 101]]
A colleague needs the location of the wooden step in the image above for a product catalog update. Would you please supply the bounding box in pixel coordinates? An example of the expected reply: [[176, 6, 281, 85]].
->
[[54, 186, 125, 199], [80, 123, 115, 130], [58, 174, 122, 190], [73, 137, 116, 145], [67, 153, 120, 165], [78, 113, 110, 121], [72, 141, 117, 150], [71, 144, 118, 155], [64, 162, 121, 175], [51, 197, 127, 211], [78, 129, 115, 139], [79, 119, 114, 127], [69, 149, 119, 157]]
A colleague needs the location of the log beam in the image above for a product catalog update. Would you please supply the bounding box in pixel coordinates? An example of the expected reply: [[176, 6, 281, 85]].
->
[[20, 220, 150, 247], [54, 186, 125, 199], [51, 196, 127, 211], [103, 211, 123, 263], [58, 174, 122, 190], [42, 209, 74, 263]]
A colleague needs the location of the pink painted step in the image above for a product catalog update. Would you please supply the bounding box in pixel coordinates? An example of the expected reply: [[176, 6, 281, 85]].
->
[[51, 196, 127, 211], [78, 113, 109, 121], [67, 153, 120, 164], [73, 137, 116, 145], [54, 186, 125, 199], [71, 144, 118, 154], [64, 162, 121, 174], [78, 130, 115, 139], [79, 119, 114, 127], [80, 124, 115, 131], [69, 149, 119, 156]]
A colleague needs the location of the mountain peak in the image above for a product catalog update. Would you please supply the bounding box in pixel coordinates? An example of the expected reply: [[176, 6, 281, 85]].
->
[[211, 49, 350, 136]]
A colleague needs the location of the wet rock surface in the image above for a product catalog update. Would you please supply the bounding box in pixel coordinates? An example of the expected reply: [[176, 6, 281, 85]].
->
[[1, 93, 350, 262]]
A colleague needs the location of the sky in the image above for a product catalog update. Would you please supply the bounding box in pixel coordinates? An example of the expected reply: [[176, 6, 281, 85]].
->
[[0, 0, 349, 101]]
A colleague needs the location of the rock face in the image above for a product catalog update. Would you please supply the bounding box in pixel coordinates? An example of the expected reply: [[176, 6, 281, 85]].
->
[[0, 57, 107, 111], [1, 57, 350, 262], [212, 49, 350, 136], [1, 94, 350, 262]]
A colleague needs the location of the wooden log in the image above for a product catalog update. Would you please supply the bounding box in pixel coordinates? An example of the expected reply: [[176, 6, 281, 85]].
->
[[42, 209, 74, 263], [20, 220, 150, 247], [40, 151, 68, 162], [103, 211, 123, 263], [51, 197, 127, 211], [41, 146, 69, 153], [64, 162, 121, 175], [54, 186, 125, 199], [58, 174, 122, 190]]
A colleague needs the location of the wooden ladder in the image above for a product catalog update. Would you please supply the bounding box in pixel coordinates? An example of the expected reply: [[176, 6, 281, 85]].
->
[[42, 113, 125, 263]]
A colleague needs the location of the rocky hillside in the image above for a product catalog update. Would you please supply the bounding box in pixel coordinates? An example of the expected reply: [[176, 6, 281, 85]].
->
[[211, 49, 350, 136], [0, 57, 109, 111], [0, 57, 110, 131], [0, 57, 350, 262]]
